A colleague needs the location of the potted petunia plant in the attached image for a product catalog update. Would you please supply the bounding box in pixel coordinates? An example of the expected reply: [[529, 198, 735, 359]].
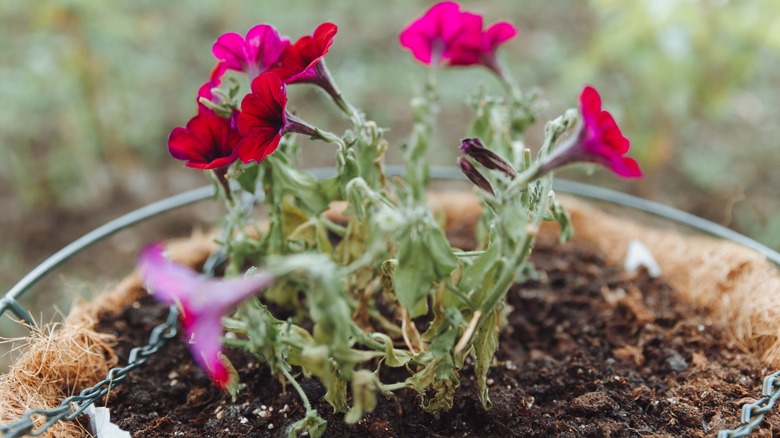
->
[[139, 2, 647, 436]]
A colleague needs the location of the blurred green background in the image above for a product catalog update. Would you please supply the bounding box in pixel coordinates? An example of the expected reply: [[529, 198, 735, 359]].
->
[[2, 0, 780, 352]]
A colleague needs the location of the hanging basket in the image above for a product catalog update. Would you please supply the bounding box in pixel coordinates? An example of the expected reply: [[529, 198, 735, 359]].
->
[[2, 168, 779, 437]]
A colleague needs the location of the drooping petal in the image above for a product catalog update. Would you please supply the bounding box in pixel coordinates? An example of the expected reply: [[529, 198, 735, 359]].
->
[[167, 113, 240, 170]]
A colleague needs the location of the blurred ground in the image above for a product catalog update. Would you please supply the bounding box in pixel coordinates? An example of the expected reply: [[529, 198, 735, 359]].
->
[[2, 0, 780, 359]]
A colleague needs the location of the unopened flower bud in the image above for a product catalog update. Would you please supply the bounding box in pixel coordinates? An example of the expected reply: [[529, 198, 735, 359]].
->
[[458, 157, 494, 195], [459, 138, 518, 179]]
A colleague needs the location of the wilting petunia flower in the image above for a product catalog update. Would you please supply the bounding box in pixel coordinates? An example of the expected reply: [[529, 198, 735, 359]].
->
[[537, 86, 641, 178], [212, 24, 290, 80], [168, 112, 242, 170], [458, 156, 494, 195], [138, 243, 275, 389], [459, 138, 518, 179], [270, 22, 338, 85], [237, 72, 317, 164], [197, 63, 227, 115], [399, 1, 482, 66]]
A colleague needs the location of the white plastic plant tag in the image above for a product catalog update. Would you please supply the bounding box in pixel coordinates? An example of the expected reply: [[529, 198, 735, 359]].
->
[[86, 404, 131, 438], [624, 239, 662, 278]]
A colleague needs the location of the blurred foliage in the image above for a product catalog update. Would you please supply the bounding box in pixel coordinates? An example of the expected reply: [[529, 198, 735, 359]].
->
[[1, 0, 779, 247]]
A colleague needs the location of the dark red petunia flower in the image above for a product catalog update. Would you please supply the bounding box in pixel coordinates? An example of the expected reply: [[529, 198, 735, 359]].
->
[[269, 22, 338, 84], [538, 86, 641, 178], [211, 24, 290, 80], [237, 72, 316, 164], [168, 112, 241, 170]]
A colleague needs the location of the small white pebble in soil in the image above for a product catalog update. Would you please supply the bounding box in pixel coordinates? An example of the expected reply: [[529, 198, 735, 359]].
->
[[280, 404, 290, 414], [168, 371, 179, 379], [268, 423, 274, 430], [666, 397, 678, 405], [506, 385, 512, 390], [214, 406, 223, 414], [132, 301, 141, 309], [269, 406, 274, 412], [698, 324, 705, 332], [240, 417, 249, 425], [504, 360, 517, 370], [216, 410, 225, 420], [261, 405, 267, 410], [486, 378, 494, 386], [170, 379, 178, 387]]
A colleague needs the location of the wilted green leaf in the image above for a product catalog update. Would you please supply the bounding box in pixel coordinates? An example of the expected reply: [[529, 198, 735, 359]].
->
[[473, 310, 499, 410], [345, 370, 378, 424]]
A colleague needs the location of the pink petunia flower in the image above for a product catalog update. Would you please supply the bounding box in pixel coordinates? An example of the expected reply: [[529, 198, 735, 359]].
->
[[269, 22, 338, 85], [168, 112, 242, 170], [138, 243, 275, 389], [448, 21, 517, 77], [237, 72, 317, 164], [537, 86, 642, 178], [399, 1, 482, 66], [197, 63, 227, 116], [212, 24, 290, 80]]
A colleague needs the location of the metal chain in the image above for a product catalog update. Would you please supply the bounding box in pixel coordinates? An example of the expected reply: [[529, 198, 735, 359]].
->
[[717, 370, 780, 437], [0, 306, 179, 437]]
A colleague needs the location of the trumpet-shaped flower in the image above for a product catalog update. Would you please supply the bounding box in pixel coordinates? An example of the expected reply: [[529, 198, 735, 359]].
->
[[270, 23, 337, 84], [537, 86, 641, 178], [138, 243, 275, 389], [399, 2, 482, 66], [212, 24, 290, 80], [168, 112, 241, 170], [237, 72, 317, 164]]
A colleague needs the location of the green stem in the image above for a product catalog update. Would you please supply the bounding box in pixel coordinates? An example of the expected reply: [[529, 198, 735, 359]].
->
[[478, 175, 553, 316], [319, 215, 347, 237], [281, 365, 314, 413], [453, 250, 486, 257]]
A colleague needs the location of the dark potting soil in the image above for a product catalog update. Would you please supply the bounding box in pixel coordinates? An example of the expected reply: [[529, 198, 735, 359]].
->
[[93, 238, 778, 437]]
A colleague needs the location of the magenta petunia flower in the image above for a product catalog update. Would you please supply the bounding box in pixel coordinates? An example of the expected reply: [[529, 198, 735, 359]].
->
[[197, 63, 227, 116], [537, 86, 641, 178], [138, 243, 275, 389], [168, 112, 242, 170], [269, 22, 338, 84], [448, 21, 517, 77], [212, 24, 290, 80], [237, 72, 317, 164], [399, 1, 482, 66]]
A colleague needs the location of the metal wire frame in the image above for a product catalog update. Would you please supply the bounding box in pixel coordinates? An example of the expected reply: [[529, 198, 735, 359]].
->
[[2, 166, 779, 437]]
